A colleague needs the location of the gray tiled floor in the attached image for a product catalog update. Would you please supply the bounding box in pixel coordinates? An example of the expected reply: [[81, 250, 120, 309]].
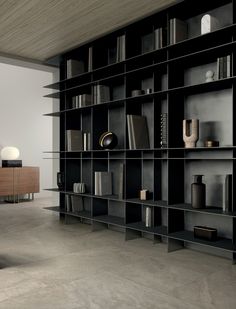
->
[[0, 198, 235, 309]]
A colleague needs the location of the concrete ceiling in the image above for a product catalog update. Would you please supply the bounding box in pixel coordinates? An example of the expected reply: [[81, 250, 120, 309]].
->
[[0, 0, 179, 63]]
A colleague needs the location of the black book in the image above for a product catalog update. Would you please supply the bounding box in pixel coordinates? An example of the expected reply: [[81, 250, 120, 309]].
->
[[127, 115, 150, 149]]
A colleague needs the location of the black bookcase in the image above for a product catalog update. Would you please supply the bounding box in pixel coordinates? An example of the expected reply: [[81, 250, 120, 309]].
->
[[44, 0, 236, 263]]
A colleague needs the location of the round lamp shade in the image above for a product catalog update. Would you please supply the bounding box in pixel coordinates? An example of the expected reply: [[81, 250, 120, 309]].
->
[[1, 147, 20, 160]]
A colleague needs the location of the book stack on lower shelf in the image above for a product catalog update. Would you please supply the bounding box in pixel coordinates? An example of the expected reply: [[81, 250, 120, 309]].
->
[[72, 94, 92, 108]]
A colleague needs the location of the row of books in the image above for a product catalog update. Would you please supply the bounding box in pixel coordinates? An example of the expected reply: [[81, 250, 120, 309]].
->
[[66, 130, 91, 151], [94, 165, 124, 198], [108, 34, 126, 64], [72, 94, 92, 108], [127, 115, 150, 149], [216, 55, 231, 79], [65, 195, 84, 213], [93, 85, 110, 104], [66, 47, 93, 78]]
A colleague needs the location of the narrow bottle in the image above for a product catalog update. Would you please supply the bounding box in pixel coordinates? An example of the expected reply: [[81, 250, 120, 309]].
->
[[191, 175, 206, 209]]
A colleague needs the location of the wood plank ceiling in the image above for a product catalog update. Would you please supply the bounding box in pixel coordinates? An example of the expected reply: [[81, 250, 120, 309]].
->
[[0, 0, 178, 63]]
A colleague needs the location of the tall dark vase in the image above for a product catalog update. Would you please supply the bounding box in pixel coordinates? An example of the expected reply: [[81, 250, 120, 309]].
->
[[57, 172, 65, 190], [224, 174, 232, 212], [191, 175, 206, 209]]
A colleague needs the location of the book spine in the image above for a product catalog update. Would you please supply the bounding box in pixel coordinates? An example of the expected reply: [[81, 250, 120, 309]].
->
[[88, 47, 93, 72], [83, 133, 87, 151], [118, 164, 124, 199], [66, 130, 71, 151], [227, 55, 231, 78], [129, 115, 136, 149], [216, 58, 220, 80], [219, 57, 223, 80], [116, 36, 120, 62], [173, 18, 176, 44], [127, 115, 133, 149], [121, 34, 126, 61], [223, 56, 227, 79], [95, 172, 99, 195], [87, 133, 91, 150], [170, 19, 173, 45]]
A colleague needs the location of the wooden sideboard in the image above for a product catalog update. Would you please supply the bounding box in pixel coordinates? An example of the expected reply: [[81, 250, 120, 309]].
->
[[0, 167, 39, 202]]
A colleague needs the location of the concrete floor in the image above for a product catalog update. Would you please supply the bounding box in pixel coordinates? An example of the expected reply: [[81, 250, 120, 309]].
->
[[0, 198, 236, 309]]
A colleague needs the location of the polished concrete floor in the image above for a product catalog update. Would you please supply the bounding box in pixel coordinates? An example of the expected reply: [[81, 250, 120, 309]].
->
[[0, 198, 236, 309]]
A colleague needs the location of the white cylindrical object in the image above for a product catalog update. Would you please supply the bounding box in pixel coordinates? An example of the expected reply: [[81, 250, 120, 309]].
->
[[1, 146, 20, 160], [145, 207, 152, 228]]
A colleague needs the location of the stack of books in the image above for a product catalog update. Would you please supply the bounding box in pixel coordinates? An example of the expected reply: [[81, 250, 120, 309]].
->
[[93, 84, 110, 104], [72, 94, 92, 108], [217, 55, 231, 79], [160, 113, 168, 148], [95, 172, 112, 196], [66, 130, 91, 151], [169, 18, 188, 45], [88, 46, 93, 72], [127, 115, 150, 149]]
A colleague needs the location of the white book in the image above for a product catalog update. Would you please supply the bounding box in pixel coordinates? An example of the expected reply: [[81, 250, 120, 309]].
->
[[119, 35, 126, 61], [88, 47, 93, 72]]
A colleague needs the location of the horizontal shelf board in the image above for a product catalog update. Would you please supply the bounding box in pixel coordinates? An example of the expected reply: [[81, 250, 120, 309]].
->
[[44, 61, 125, 90], [43, 157, 234, 160], [168, 230, 235, 253], [44, 24, 236, 90], [127, 198, 168, 207], [169, 77, 235, 95], [44, 206, 92, 219], [168, 203, 236, 217], [45, 75, 235, 103], [168, 23, 236, 54], [44, 206, 60, 211], [44, 190, 168, 208], [65, 210, 92, 219], [93, 215, 125, 227], [126, 222, 167, 235], [43, 111, 61, 117]]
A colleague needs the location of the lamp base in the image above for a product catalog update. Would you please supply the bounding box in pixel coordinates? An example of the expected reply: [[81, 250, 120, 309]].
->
[[2, 160, 22, 167]]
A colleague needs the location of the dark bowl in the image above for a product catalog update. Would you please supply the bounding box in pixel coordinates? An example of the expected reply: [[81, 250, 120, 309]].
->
[[99, 132, 118, 149]]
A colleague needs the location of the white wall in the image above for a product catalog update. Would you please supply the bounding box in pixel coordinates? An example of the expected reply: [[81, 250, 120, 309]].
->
[[0, 62, 56, 197]]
